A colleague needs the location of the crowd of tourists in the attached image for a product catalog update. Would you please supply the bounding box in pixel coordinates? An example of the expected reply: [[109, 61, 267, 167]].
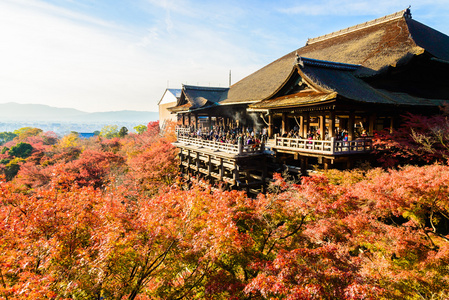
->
[[279, 127, 368, 141], [177, 125, 266, 145], [177, 125, 369, 144]]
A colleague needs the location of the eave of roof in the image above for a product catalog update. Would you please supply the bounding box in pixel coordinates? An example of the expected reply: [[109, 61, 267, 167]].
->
[[167, 103, 191, 113], [249, 55, 449, 110], [249, 92, 337, 110], [168, 85, 229, 113]]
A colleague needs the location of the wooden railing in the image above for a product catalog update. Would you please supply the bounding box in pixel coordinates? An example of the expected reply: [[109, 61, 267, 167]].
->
[[176, 132, 371, 156], [273, 136, 372, 155], [176, 135, 264, 155], [176, 127, 192, 135]]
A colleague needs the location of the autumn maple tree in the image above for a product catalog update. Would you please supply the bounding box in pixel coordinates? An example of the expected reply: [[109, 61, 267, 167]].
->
[[373, 111, 449, 167], [1, 121, 449, 299]]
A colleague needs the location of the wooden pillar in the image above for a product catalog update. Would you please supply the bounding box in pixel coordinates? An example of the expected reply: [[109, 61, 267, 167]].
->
[[319, 113, 325, 140], [348, 111, 355, 141], [196, 152, 200, 174], [369, 113, 376, 136], [346, 159, 353, 169], [262, 156, 267, 193], [390, 116, 394, 133], [233, 161, 239, 186], [268, 114, 274, 138], [208, 115, 212, 130], [324, 158, 329, 172], [328, 111, 335, 138], [194, 114, 199, 130], [299, 115, 304, 138], [300, 157, 308, 176], [188, 114, 191, 127], [246, 171, 250, 194], [238, 138, 243, 155], [302, 112, 309, 137], [179, 148, 183, 171], [207, 155, 212, 179], [187, 149, 191, 176], [282, 112, 288, 135], [219, 158, 224, 181]]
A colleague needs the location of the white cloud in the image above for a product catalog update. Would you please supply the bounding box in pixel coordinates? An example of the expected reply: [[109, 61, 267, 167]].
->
[[0, 0, 265, 112], [277, 0, 406, 16], [0, 0, 252, 112], [0, 1, 152, 112], [1, 0, 447, 114]]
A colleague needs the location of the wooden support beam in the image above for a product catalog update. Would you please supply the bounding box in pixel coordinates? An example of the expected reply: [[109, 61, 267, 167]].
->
[[369, 113, 376, 136], [233, 161, 239, 186], [246, 171, 251, 194], [302, 112, 309, 138], [208, 155, 212, 178], [187, 149, 191, 178], [319, 114, 325, 139], [324, 158, 329, 171], [262, 156, 267, 193], [300, 157, 308, 176], [348, 111, 355, 141], [219, 158, 224, 181], [196, 152, 200, 174], [390, 116, 394, 133], [194, 114, 199, 130], [299, 115, 304, 138], [328, 111, 335, 138], [179, 148, 183, 170], [282, 112, 288, 135], [268, 114, 273, 138]]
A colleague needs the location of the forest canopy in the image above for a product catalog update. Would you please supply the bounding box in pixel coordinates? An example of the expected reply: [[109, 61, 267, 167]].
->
[[1, 117, 449, 299]]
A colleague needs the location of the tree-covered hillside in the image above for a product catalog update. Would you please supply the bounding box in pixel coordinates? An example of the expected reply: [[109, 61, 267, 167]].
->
[[1, 118, 449, 299]]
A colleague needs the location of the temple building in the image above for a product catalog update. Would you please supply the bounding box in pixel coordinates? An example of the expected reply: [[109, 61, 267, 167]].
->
[[158, 88, 182, 129], [166, 9, 449, 193]]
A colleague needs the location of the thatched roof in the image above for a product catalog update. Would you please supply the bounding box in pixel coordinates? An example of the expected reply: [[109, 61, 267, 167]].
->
[[222, 10, 449, 105]]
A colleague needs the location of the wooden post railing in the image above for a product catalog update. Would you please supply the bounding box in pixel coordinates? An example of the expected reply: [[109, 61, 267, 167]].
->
[[272, 136, 372, 155], [176, 135, 265, 155]]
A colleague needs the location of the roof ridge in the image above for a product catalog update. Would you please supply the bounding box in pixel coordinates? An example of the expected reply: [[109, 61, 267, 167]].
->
[[307, 9, 411, 45], [183, 84, 229, 91], [299, 57, 360, 71]]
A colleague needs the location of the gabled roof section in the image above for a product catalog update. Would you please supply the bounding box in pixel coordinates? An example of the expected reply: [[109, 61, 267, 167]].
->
[[223, 8, 449, 106], [168, 85, 229, 113], [249, 56, 449, 110], [168, 88, 182, 98], [157, 88, 182, 106], [405, 18, 449, 61], [267, 57, 360, 100], [183, 85, 229, 110]]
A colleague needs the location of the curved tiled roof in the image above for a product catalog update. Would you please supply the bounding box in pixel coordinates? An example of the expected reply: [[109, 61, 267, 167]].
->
[[249, 59, 448, 111], [169, 85, 229, 112], [183, 85, 229, 109], [222, 10, 449, 105]]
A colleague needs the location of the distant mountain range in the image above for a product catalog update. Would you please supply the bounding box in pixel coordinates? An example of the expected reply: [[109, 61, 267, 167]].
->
[[0, 102, 158, 122]]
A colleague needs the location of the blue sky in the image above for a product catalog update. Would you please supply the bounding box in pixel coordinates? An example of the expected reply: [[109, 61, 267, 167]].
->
[[1, 0, 448, 112]]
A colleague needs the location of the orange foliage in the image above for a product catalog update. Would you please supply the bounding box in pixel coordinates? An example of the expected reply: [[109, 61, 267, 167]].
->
[[1, 122, 449, 299]]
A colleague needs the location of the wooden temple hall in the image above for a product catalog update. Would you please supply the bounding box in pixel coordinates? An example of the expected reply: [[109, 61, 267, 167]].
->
[[166, 9, 449, 193]]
